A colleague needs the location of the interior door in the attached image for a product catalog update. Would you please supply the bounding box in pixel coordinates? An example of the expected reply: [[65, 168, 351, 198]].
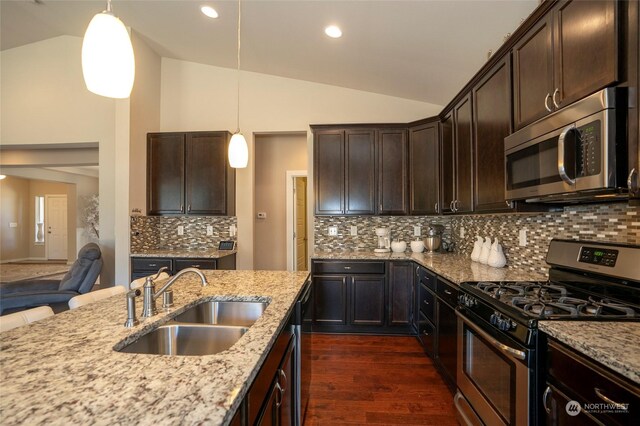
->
[[294, 177, 308, 271], [46, 195, 67, 260]]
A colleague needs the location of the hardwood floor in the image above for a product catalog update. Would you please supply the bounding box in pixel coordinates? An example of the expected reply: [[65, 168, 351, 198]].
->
[[304, 334, 458, 425]]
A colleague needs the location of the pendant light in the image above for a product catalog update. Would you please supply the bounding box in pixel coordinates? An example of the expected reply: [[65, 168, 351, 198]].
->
[[228, 0, 249, 168], [81, 0, 135, 99]]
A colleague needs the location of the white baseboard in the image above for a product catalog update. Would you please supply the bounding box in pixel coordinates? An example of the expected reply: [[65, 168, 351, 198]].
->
[[0, 257, 55, 264]]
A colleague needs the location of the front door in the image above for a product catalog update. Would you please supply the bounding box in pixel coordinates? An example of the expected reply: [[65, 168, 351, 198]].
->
[[46, 195, 67, 260], [294, 177, 307, 271]]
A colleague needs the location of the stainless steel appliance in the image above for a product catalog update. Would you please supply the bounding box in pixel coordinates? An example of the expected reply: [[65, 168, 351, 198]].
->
[[455, 239, 640, 426], [294, 279, 312, 426], [505, 88, 628, 203], [424, 225, 442, 252]]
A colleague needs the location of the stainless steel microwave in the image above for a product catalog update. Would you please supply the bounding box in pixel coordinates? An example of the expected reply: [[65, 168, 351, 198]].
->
[[504, 88, 628, 203]]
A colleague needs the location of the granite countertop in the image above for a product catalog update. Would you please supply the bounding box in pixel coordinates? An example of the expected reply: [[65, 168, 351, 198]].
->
[[130, 248, 237, 258], [539, 321, 640, 384], [0, 270, 309, 425], [312, 250, 547, 285]]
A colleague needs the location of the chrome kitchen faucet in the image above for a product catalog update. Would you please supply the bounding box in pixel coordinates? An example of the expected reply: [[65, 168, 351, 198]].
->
[[141, 267, 209, 318]]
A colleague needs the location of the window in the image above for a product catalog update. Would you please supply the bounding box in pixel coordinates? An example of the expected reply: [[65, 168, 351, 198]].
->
[[35, 196, 44, 243]]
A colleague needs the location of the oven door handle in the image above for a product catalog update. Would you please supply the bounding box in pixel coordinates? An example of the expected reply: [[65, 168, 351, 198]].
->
[[557, 124, 577, 186], [456, 310, 527, 361]]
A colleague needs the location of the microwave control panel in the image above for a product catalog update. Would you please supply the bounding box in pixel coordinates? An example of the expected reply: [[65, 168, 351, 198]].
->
[[576, 120, 601, 177]]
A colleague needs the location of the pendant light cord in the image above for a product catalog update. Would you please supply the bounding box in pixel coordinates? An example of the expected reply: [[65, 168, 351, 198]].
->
[[236, 0, 242, 133], [106, 0, 112, 13]]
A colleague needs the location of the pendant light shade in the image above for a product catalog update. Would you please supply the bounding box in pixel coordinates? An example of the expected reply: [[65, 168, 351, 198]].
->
[[82, 5, 135, 99], [229, 132, 248, 168]]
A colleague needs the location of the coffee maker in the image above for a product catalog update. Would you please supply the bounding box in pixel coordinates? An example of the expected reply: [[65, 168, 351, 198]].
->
[[374, 228, 390, 253]]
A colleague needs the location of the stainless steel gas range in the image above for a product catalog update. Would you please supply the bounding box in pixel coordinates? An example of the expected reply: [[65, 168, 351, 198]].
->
[[454, 239, 640, 426]]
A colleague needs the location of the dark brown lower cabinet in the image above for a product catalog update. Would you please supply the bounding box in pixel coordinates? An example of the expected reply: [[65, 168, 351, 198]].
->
[[257, 337, 295, 425], [436, 293, 458, 390], [311, 260, 412, 334], [350, 276, 385, 326], [544, 338, 640, 426]]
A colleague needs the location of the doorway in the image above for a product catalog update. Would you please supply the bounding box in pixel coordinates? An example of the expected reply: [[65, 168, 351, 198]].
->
[[287, 173, 308, 271], [46, 195, 68, 260]]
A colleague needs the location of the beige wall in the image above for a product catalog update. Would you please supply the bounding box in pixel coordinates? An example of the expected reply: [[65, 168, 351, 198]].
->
[[160, 58, 443, 269], [27, 180, 76, 261], [0, 176, 30, 261], [254, 134, 308, 270]]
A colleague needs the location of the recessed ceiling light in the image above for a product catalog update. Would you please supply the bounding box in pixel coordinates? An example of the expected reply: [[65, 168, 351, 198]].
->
[[201, 6, 219, 19], [324, 25, 342, 38]]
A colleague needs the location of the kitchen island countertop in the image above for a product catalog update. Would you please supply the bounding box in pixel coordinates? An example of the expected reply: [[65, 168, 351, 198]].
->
[[0, 270, 308, 425], [311, 250, 547, 285], [539, 321, 640, 385]]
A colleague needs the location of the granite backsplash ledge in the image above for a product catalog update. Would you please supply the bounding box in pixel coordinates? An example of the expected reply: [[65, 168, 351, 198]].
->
[[314, 202, 640, 273], [130, 215, 237, 251]]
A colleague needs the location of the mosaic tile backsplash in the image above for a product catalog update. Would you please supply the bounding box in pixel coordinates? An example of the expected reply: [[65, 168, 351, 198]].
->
[[314, 203, 640, 273], [130, 216, 237, 252]]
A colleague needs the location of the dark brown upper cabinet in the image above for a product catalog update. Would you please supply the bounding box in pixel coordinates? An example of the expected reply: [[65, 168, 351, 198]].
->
[[453, 94, 474, 214], [409, 119, 440, 215], [473, 55, 514, 213], [147, 131, 235, 216], [377, 129, 408, 215], [313, 126, 408, 216], [440, 113, 455, 214], [514, 0, 618, 130]]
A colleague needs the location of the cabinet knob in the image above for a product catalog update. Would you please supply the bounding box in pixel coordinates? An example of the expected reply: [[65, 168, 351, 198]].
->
[[552, 88, 560, 109], [544, 93, 553, 112]]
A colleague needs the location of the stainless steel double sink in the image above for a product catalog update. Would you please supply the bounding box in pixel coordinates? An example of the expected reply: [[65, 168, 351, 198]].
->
[[117, 301, 268, 356]]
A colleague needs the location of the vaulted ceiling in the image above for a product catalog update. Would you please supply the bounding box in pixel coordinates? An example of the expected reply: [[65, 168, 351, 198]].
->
[[1, 0, 538, 105]]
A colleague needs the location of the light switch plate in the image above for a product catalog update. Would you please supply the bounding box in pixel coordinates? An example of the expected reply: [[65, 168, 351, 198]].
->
[[460, 226, 465, 238], [519, 229, 527, 247], [328, 226, 338, 236], [413, 226, 421, 237], [257, 212, 267, 219], [206, 225, 213, 236], [9, 222, 18, 228], [350, 225, 357, 236], [177, 225, 184, 236], [229, 224, 237, 237]]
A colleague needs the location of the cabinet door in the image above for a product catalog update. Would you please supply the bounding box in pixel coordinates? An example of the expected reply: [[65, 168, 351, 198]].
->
[[513, 16, 554, 130], [314, 131, 344, 215], [437, 299, 458, 386], [350, 276, 385, 326], [185, 132, 231, 215], [257, 381, 279, 426], [473, 56, 514, 213], [388, 262, 413, 326], [377, 129, 408, 215], [345, 129, 376, 215], [278, 339, 296, 426], [147, 133, 185, 215], [409, 122, 440, 215], [440, 113, 455, 214], [554, 0, 618, 108], [543, 384, 600, 426], [313, 276, 347, 325], [454, 94, 474, 214]]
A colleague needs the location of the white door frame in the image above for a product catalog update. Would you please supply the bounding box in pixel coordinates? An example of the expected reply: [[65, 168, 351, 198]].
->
[[285, 170, 307, 272], [45, 194, 68, 260]]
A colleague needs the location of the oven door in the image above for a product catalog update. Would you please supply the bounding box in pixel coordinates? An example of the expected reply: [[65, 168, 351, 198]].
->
[[456, 310, 532, 426], [505, 109, 612, 201]]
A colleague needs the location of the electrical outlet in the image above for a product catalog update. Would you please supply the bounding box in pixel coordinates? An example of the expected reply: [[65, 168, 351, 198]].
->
[[257, 212, 267, 219], [460, 226, 465, 238], [519, 229, 528, 247], [9, 222, 17, 228], [328, 226, 338, 236], [206, 225, 213, 236], [350, 225, 358, 236], [413, 226, 421, 237], [229, 224, 237, 237], [177, 225, 184, 236]]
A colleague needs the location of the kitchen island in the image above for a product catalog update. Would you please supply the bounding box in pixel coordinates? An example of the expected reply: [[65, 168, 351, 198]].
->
[[0, 270, 309, 425]]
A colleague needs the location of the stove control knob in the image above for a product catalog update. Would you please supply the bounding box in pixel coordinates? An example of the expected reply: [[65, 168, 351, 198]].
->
[[498, 320, 510, 331], [490, 313, 498, 325]]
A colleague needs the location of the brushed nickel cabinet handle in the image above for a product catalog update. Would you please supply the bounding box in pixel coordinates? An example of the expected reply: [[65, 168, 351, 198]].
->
[[544, 93, 553, 112], [343, 266, 351, 270], [595, 387, 624, 408], [279, 369, 288, 393], [434, 202, 439, 213], [552, 88, 560, 109], [628, 168, 638, 191], [444, 289, 452, 295], [449, 200, 454, 211], [543, 386, 552, 414], [275, 382, 283, 408]]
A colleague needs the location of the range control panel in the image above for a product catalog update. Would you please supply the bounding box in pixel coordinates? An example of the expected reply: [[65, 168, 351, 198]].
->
[[579, 246, 619, 267]]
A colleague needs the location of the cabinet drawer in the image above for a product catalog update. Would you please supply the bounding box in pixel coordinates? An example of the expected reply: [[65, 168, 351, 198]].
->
[[313, 261, 385, 275], [174, 258, 217, 271], [417, 311, 435, 357], [131, 257, 172, 272], [418, 267, 436, 291], [548, 339, 640, 425], [419, 283, 436, 323], [437, 278, 459, 308]]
